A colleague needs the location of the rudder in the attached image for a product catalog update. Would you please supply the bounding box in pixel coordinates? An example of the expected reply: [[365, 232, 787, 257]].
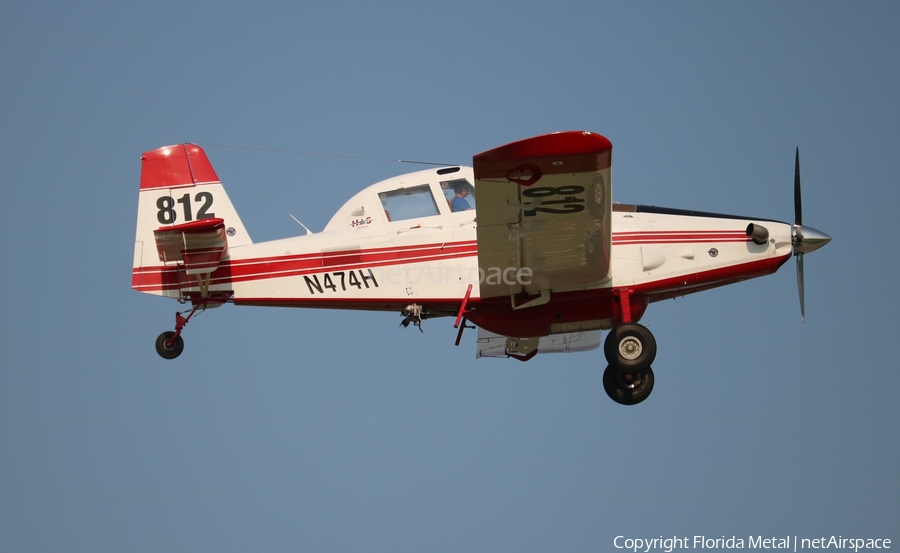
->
[[132, 144, 251, 297]]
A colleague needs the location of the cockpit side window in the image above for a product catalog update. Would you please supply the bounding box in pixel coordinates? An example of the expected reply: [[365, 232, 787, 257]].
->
[[440, 179, 476, 212], [379, 184, 440, 222]]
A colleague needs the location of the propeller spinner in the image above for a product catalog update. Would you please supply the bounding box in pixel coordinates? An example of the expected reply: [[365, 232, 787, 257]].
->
[[791, 147, 832, 323]]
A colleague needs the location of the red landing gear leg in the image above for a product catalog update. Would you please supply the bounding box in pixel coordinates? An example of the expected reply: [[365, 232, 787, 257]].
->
[[154, 304, 203, 360], [616, 288, 634, 324], [603, 288, 658, 405], [453, 284, 474, 346]]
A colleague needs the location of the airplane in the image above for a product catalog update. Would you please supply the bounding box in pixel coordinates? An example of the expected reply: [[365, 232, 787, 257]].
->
[[132, 131, 831, 405]]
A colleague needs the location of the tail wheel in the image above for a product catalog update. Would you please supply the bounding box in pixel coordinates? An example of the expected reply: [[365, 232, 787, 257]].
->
[[603, 365, 654, 406], [604, 323, 657, 372], [155, 331, 184, 360]]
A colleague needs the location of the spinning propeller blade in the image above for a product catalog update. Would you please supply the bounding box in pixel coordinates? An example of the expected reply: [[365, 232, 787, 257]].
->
[[796, 252, 805, 324], [794, 148, 802, 227], [790, 147, 830, 323]]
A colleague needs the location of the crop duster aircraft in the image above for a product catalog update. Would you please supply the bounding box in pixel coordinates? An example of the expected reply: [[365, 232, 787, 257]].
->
[[132, 131, 830, 405]]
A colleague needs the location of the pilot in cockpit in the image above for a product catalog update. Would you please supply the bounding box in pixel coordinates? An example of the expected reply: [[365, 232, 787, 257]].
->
[[451, 182, 473, 212]]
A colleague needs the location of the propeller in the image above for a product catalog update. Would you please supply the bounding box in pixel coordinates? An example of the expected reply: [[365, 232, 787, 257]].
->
[[791, 147, 831, 323]]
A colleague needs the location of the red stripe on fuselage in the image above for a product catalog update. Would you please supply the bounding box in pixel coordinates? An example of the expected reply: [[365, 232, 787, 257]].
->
[[612, 230, 750, 245], [132, 230, 760, 292], [133, 240, 479, 291]]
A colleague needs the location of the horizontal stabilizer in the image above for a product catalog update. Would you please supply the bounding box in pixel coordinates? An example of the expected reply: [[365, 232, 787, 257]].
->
[[154, 218, 228, 275]]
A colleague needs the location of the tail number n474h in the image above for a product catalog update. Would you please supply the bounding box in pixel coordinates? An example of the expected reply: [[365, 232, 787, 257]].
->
[[304, 269, 379, 295]]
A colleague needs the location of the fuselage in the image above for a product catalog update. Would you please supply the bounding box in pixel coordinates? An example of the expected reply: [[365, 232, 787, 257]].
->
[[135, 165, 792, 338]]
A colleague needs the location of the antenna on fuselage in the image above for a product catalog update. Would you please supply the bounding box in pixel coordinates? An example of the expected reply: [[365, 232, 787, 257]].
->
[[290, 214, 313, 235], [199, 143, 455, 166]]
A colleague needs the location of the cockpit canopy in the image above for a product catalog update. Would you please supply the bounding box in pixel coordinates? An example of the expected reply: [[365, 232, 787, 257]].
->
[[324, 166, 476, 232]]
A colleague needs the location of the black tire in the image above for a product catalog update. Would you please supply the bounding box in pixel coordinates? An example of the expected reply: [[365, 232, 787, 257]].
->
[[155, 331, 184, 360], [604, 323, 657, 372], [603, 365, 654, 406]]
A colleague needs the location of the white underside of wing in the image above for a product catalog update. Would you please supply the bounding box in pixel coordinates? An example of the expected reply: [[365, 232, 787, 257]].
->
[[476, 327, 602, 359]]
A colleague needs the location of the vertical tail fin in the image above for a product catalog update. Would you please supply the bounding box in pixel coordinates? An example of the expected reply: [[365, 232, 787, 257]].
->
[[132, 144, 251, 297]]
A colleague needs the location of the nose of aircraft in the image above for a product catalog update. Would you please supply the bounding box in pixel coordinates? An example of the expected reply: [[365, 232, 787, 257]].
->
[[792, 224, 831, 324], [792, 224, 831, 255]]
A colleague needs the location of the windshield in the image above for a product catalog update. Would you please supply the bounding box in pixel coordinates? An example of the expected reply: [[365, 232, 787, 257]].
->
[[379, 184, 440, 222]]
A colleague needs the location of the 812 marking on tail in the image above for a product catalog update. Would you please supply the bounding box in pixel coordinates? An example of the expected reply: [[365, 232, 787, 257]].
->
[[157, 192, 216, 224]]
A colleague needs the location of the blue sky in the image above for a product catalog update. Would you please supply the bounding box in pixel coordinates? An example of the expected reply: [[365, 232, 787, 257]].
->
[[1, 1, 898, 552]]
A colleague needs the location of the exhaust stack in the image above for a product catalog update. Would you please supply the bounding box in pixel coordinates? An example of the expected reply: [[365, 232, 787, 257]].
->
[[746, 223, 769, 245]]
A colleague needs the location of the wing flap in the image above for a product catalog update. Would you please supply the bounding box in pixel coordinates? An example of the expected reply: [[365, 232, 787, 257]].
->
[[474, 131, 613, 300], [153, 217, 228, 275]]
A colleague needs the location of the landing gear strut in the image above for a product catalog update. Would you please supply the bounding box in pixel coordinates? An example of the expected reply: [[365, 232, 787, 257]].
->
[[603, 322, 658, 406], [154, 305, 202, 360]]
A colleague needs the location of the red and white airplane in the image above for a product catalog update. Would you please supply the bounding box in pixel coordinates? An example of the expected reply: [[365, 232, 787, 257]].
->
[[132, 131, 830, 405]]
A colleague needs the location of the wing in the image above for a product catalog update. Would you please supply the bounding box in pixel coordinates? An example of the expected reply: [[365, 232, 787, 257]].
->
[[474, 131, 612, 305], [476, 327, 602, 360]]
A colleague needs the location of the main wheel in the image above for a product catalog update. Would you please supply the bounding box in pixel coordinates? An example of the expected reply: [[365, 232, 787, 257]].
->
[[155, 331, 184, 360], [603, 365, 654, 406], [604, 323, 657, 372]]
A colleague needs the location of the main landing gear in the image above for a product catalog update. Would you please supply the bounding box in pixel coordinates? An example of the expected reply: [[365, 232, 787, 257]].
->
[[602, 322, 658, 406]]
